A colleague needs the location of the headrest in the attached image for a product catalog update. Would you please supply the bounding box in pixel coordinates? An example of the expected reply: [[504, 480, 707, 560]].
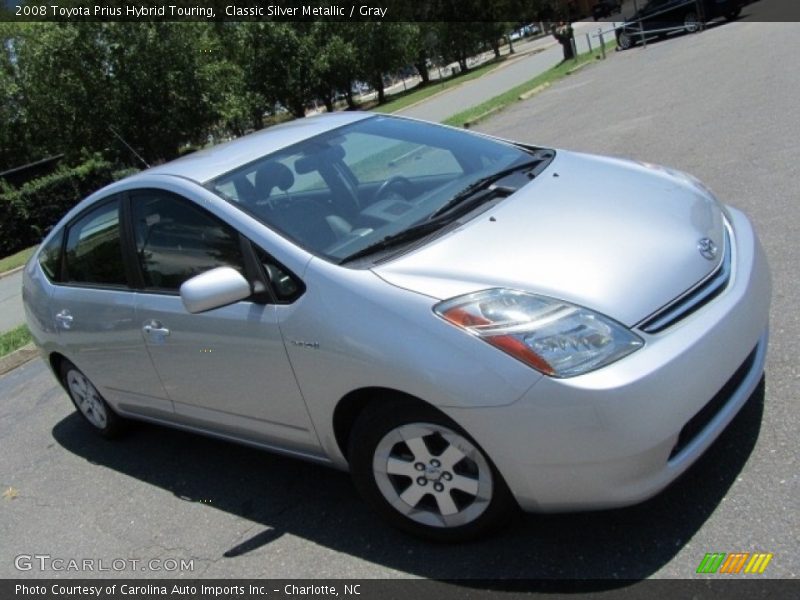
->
[[254, 162, 294, 197], [294, 145, 345, 174]]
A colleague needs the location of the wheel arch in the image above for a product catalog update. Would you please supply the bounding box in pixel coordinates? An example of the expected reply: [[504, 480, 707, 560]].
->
[[332, 387, 444, 464], [48, 351, 69, 388]]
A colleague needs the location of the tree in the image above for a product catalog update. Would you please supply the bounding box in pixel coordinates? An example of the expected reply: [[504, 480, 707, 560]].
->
[[410, 23, 438, 85], [103, 23, 219, 162], [213, 23, 276, 132], [313, 23, 361, 111], [434, 22, 483, 74], [11, 23, 115, 165], [355, 22, 416, 104], [0, 26, 28, 170]]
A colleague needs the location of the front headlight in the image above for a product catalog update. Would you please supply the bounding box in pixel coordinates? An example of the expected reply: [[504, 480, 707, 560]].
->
[[434, 289, 643, 378]]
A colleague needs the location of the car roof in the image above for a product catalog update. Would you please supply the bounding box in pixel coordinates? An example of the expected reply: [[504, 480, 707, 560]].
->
[[131, 111, 374, 184]]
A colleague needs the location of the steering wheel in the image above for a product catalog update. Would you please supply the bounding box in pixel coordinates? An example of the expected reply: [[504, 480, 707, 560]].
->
[[373, 175, 414, 203]]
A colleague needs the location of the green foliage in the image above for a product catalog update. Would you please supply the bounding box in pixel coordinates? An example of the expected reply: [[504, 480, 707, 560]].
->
[[0, 245, 36, 274], [0, 324, 32, 357], [0, 156, 138, 256], [1, 18, 555, 173], [354, 23, 417, 104]]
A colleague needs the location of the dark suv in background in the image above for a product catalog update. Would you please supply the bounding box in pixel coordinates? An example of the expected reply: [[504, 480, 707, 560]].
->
[[616, 0, 744, 49]]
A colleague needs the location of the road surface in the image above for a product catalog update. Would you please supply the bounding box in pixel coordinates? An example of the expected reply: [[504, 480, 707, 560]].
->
[[399, 22, 620, 123]]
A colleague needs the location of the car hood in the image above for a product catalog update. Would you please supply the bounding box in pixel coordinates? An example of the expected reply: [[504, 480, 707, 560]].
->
[[373, 150, 725, 326]]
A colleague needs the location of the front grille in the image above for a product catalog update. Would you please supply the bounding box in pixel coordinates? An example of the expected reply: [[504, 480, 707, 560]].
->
[[668, 345, 758, 461], [637, 225, 732, 334]]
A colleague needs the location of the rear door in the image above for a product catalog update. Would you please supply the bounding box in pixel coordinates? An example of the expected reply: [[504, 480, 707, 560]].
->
[[128, 188, 320, 454], [50, 195, 170, 414]]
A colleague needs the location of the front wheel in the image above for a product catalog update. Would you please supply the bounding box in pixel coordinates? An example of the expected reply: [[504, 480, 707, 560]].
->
[[60, 360, 127, 438], [349, 401, 517, 541], [617, 31, 634, 50]]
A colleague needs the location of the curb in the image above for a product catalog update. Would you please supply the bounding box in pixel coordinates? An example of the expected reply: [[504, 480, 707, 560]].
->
[[566, 61, 593, 76], [0, 343, 38, 377], [519, 82, 552, 101], [0, 265, 24, 280], [463, 105, 506, 129]]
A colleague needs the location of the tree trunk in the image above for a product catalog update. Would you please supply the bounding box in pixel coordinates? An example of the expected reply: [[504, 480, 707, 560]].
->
[[323, 95, 334, 113], [345, 89, 357, 110], [414, 59, 430, 85], [251, 109, 263, 131], [291, 101, 306, 118], [491, 38, 501, 58]]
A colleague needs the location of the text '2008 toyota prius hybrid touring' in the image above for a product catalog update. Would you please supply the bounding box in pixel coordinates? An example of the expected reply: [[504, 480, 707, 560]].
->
[[23, 113, 770, 541]]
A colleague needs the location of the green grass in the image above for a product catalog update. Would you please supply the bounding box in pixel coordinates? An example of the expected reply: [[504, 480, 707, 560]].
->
[[443, 40, 617, 128], [0, 324, 32, 357], [0, 245, 36, 274], [374, 57, 510, 115]]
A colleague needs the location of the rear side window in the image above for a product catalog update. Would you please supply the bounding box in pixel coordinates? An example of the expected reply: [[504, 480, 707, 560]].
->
[[38, 229, 64, 281], [131, 190, 245, 292], [64, 199, 127, 286]]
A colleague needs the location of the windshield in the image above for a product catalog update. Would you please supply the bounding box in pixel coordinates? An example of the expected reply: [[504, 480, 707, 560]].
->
[[209, 115, 549, 263]]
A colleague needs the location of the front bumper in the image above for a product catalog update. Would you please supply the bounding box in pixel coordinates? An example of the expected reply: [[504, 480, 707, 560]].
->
[[448, 207, 771, 512]]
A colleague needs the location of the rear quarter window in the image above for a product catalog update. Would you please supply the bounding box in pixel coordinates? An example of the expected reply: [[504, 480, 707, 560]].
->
[[38, 229, 64, 282]]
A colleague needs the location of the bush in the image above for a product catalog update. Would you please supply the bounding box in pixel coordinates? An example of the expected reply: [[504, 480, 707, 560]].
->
[[0, 157, 139, 256]]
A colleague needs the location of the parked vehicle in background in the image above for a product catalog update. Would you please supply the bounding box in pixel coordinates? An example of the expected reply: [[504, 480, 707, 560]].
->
[[24, 113, 769, 541], [616, 0, 744, 49], [592, 0, 622, 20]]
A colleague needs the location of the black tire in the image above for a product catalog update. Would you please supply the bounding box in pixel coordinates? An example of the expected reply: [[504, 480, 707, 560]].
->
[[348, 399, 518, 542], [617, 31, 633, 50], [60, 360, 127, 438]]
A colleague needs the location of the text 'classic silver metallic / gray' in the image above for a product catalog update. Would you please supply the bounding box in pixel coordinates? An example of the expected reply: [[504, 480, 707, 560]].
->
[[23, 113, 770, 541]]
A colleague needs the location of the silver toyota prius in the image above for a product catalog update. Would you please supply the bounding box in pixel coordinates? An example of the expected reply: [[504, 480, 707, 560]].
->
[[23, 113, 770, 541]]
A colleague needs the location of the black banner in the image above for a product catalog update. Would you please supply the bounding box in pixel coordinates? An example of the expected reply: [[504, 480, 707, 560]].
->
[[3, 579, 800, 600], [2, 0, 800, 22]]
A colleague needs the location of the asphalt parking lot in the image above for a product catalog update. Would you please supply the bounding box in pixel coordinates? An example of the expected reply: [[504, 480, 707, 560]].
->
[[1, 20, 798, 582]]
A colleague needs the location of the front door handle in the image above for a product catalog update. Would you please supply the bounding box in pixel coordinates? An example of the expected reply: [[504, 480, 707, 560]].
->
[[142, 320, 170, 342]]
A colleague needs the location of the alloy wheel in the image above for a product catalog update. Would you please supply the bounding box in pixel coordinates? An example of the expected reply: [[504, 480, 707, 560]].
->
[[371, 423, 493, 528], [66, 369, 108, 429]]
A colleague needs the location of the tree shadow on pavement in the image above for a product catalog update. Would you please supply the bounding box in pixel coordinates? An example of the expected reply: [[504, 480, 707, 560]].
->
[[52, 379, 765, 587]]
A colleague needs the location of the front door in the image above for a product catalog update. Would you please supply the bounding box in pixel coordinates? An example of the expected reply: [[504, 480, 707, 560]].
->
[[129, 189, 320, 454]]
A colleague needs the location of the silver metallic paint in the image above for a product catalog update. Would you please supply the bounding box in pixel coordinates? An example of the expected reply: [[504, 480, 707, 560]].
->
[[22, 114, 771, 514]]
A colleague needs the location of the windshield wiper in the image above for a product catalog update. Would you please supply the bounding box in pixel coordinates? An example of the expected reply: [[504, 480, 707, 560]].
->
[[427, 158, 542, 220], [340, 157, 547, 265], [339, 219, 450, 264]]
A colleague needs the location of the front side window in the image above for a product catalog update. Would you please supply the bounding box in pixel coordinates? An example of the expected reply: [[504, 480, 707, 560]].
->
[[210, 115, 547, 263], [64, 198, 127, 286], [131, 191, 245, 292]]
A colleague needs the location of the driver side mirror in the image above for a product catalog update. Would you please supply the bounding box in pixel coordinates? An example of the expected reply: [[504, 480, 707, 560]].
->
[[180, 267, 252, 314]]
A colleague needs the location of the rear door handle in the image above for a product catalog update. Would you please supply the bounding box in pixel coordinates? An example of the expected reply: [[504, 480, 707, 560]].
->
[[55, 310, 73, 329]]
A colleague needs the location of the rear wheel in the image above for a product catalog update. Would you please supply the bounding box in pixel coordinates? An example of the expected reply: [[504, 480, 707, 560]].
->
[[349, 401, 517, 541], [60, 360, 127, 438]]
